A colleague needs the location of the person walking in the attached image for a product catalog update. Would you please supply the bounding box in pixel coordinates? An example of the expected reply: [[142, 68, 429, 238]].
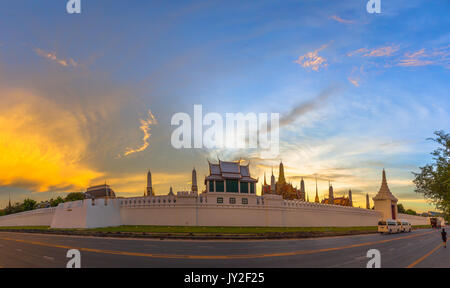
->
[[442, 228, 447, 248]]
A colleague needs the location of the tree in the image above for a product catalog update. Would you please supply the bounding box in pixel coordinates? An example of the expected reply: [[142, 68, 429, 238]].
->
[[413, 130, 450, 221], [65, 192, 85, 202], [405, 209, 417, 216], [50, 196, 65, 207], [23, 198, 37, 211], [397, 203, 406, 214]]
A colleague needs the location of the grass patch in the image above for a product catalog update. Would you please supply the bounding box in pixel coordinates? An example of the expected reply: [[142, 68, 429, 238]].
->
[[86, 225, 377, 234], [0, 226, 50, 230], [413, 225, 432, 229]]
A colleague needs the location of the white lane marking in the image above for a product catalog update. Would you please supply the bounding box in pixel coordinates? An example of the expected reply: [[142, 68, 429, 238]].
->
[[43, 256, 54, 261]]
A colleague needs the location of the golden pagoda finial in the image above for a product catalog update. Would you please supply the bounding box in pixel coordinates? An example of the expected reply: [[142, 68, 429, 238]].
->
[[314, 177, 320, 203]]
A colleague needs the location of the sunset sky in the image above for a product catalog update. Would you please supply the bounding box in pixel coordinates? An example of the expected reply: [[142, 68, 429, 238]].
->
[[0, 0, 449, 212]]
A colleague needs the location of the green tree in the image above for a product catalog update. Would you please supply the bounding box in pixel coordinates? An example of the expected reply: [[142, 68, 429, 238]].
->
[[397, 203, 406, 214], [50, 196, 65, 207], [413, 130, 450, 221], [23, 198, 37, 211], [405, 209, 417, 216], [65, 192, 85, 202]]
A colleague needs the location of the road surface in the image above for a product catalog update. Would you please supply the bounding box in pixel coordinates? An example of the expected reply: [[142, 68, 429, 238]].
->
[[0, 227, 448, 268]]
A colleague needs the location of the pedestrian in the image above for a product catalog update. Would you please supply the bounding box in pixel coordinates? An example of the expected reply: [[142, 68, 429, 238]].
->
[[442, 228, 447, 248]]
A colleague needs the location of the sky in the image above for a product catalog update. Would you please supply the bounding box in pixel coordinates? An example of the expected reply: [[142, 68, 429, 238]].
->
[[0, 0, 449, 212]]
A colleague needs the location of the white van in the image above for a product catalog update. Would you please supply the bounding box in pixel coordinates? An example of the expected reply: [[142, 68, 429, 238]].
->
[[400, 221, 412, 232], [378, 219, 400, 234]]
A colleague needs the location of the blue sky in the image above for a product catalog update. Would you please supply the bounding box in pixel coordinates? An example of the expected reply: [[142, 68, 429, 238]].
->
[[0, 0, 449, 212]]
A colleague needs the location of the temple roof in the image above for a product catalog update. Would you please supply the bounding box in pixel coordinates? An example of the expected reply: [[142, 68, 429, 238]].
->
[[373, 169, 398, 202], [206, 160, 257, 182]]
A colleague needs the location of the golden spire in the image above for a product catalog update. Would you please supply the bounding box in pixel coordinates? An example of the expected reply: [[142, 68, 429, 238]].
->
[[314, 177, 320, 203], [278, 161, 286, 184]]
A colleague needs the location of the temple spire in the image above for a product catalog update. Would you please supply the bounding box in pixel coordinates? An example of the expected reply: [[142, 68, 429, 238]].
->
[[348, 189, 353, 207], [366, 193, 370, 209], [192, 167, 198, 192], [373, 169, 398, 202], [146, 170, 153, 196], [270, 168, 276, 193], [264, 172, 267, 186], [314, 177, 320, 203], [300, 178, 305, 201], [328, 181, 334, 204], [278, 161, 286, 184]]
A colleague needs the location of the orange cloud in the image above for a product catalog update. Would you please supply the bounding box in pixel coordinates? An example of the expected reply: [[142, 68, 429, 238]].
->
[[348, 77, 359, 87], [34, 48, 78, 68], [0, 89, 102, 192], [294, 43, 330, 71], [330, 15, 354, 24]]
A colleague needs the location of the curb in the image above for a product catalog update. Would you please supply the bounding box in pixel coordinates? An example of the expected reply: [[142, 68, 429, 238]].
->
[[0, 226, 431, 240], [0, 229, 378, 240]]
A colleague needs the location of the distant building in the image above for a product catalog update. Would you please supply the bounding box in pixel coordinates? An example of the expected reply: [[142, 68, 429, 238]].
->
[[322, 184, 353, 207], [205, 160, 257, 194], [36, 201, 51, 209], [85, 184, 116, 199]]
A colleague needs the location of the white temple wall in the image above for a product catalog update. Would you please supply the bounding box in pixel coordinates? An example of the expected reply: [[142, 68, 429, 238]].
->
[[0, 207, 55, 227], [397, 213, 430, 226], [51, 198, 122, 228], [120, 199, 383, 227]]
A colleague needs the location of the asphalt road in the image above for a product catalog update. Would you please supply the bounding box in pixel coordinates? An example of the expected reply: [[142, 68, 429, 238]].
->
[[0, 227, 448, 268]]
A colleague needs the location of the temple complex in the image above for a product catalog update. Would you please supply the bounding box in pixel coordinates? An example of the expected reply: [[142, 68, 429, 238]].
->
[[261, 162, 306, 201], [321, 182, 353, 207], [0, 162, 433, 229]]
